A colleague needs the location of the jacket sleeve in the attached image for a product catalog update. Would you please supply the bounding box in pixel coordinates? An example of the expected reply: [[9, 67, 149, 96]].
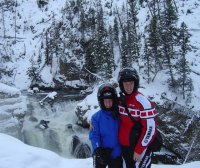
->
[[134, 94, 157, 155], [89, 113, 101, 152]]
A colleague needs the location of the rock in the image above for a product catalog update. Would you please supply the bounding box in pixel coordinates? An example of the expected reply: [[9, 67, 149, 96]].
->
[[39, 120, 50, 129], [156, 99, 200, 163], [74, 143, 91, 158], [29, 116, 38, 122], [152, 153, 179, 164], [66, 123, 73, 129], [76, 119, 90, 128], [37, 0, 48, 8], [0, 86, 26, 140], [71, 135, 91, 158], [75, 104, 98, 128], [71, 135, 81, 155]]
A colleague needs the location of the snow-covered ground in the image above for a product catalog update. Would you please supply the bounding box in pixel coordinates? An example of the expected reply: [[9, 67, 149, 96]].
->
[[0, 133, 199, 168]]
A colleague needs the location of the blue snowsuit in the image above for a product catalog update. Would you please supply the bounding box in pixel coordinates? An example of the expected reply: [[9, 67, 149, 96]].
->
[[89, 110, 121, 159]]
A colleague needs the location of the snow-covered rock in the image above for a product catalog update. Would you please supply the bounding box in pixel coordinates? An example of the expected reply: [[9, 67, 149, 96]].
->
[[0, 83, 27, 140], [157, 98, 200, 163]]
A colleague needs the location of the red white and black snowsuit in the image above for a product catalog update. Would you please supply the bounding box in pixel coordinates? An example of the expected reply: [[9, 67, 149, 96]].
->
[[118, 91, 157, 168]]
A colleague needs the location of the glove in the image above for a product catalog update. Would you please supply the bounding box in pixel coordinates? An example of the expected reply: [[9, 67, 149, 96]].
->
[[94, 147, 112, 165]]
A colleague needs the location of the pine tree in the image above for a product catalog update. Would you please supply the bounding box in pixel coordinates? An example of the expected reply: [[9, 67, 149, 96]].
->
[[143, 37, 154, 84], [27, 61, 42, 85], [87, 7, 96, 33], [160, 0, 179, 89], [143, 10, 163, 82], [0, 47, 13, 80], [121, 30, 129, 68], [84, 39, 98, 74], [126, 0, 140, 64], [83, 2, 114, 80], [79, 9, 86, 39], [116, 1, 130, 68], [44, 20, 62, 66], [95, 5, 113, 79], [113, 17, 119, 44], [80, 7, 97, 77], [148, 15, 163, 72], [176, 22, 193, 99]]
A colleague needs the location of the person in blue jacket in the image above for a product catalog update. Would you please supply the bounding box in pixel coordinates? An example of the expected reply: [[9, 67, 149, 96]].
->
[[89, 83, 123, 168]]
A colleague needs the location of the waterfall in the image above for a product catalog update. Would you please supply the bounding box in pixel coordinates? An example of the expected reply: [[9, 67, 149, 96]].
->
[[22, 91, 91, 158]]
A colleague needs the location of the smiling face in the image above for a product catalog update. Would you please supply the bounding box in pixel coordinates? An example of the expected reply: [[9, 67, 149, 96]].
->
[[123, 81, 135, 95], [103, 99, 113, 109]]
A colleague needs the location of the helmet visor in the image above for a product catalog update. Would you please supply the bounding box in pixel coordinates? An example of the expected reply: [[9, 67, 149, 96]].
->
[[121, 77, 135, 82]]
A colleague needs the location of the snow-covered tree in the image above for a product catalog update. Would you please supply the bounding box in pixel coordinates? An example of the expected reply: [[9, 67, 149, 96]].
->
[[142, 37, 154, 84], [176, 22, 193, 100], [160, 0, 179, 89], [126, 0, 140, 63]]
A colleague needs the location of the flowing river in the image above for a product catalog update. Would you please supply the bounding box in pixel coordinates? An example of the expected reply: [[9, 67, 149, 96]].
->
[[21, 90, 91, 158]]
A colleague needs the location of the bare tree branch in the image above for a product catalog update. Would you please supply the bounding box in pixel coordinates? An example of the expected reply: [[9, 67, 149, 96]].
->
[[84, 67, 104, 81]]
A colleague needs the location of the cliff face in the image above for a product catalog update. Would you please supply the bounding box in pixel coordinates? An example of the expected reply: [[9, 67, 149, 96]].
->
[[156, 99, 200, 163]]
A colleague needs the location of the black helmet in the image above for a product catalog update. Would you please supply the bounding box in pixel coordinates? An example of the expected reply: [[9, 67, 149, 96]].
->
[[97, 83, 118, 110], [118, 68, 139, 94]]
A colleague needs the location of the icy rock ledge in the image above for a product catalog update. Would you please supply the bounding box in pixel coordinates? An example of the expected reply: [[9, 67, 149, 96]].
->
[[0, 83, 27, 140]]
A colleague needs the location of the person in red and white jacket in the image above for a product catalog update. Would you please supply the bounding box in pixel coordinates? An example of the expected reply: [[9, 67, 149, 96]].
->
[[118, 68, 157, 168]]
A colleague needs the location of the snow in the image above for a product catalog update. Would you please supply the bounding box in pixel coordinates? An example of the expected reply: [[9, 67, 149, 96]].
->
[[79, 87, 100, 123], [40, 66, 54, 87], [0, 83, 21, 96], [39, 91, 57, 105], [0, 133, 199, 168]]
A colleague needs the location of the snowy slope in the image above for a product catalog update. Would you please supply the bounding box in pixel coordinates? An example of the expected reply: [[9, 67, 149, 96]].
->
[[0, 133, 200, 168]]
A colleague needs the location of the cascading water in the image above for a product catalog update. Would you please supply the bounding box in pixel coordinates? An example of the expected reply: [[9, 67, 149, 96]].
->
[[22, 91, 91, 158]]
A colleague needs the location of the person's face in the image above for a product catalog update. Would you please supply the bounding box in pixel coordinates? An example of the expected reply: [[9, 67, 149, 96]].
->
[[123, 81, 134, 94], [103, 99, 113, 109]]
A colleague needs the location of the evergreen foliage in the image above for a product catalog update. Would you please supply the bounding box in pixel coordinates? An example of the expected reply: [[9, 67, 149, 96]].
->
[[160, 0, 179, 89], [27, 65, 42, 85], [0, 52, 13, 80], [143, 37, 154, 84], [148, 15, 163, 72], [127, 0, 140, 63], [176, 22, 193, 100], [92, 4, 114, 79], [0, 0, 196, 102], [113, 17, 119, 44], [121, 30, 129, 68]]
